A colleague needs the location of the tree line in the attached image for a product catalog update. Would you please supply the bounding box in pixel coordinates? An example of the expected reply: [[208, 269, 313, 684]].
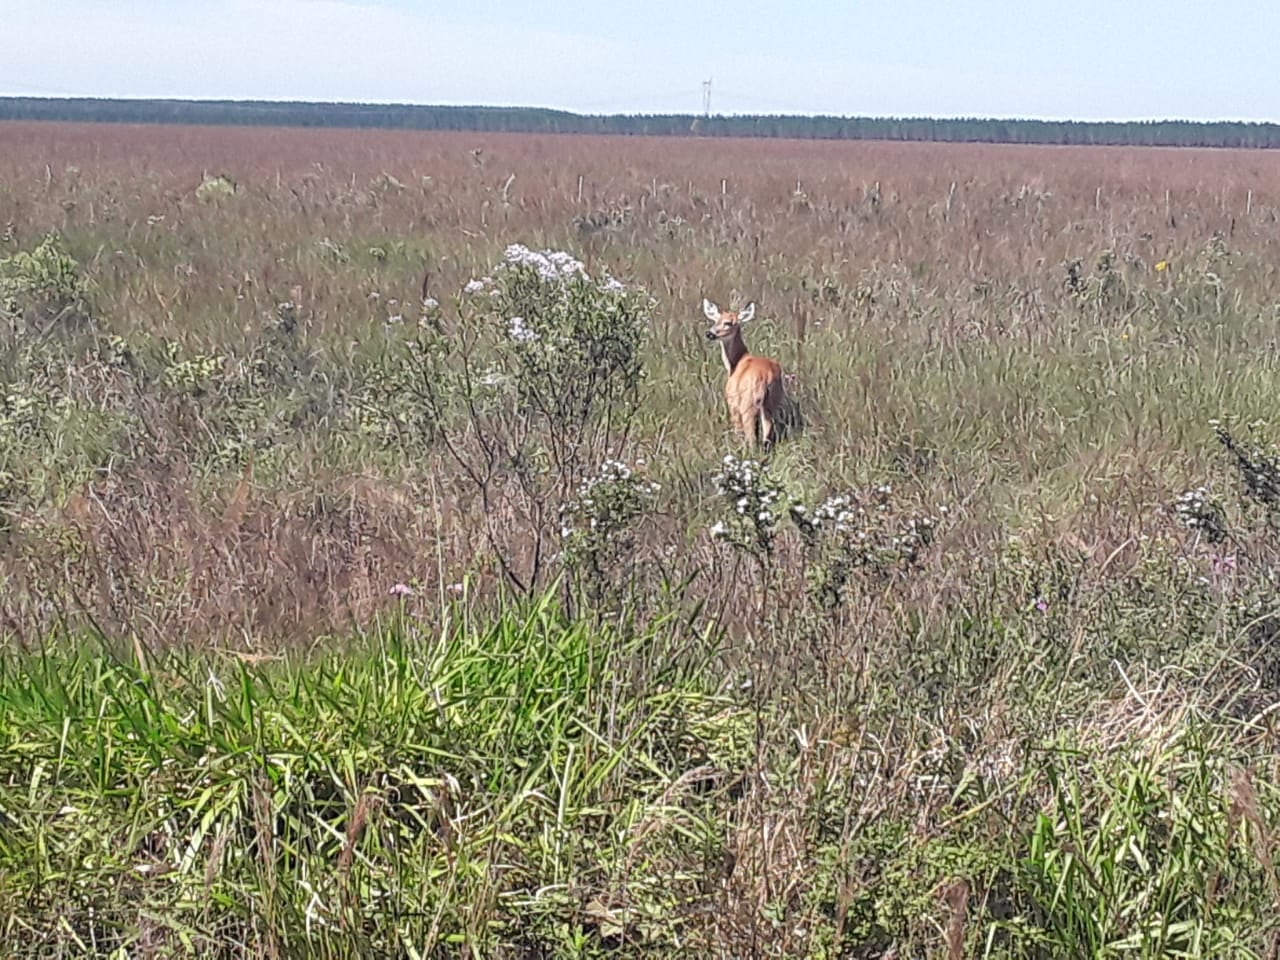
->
[[2, 97, 1277, 149]]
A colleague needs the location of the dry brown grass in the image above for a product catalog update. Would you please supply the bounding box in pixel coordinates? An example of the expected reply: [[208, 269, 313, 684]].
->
[[3, 120, 1280, 649]]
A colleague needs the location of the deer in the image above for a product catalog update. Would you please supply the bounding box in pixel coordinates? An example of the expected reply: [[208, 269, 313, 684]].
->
[[702, 298, 786, 451]]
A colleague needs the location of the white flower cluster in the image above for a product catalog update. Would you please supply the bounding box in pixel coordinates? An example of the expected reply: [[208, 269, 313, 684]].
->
[[453, 242, 651, 366], [560, 458, 659, 544], [507, 315, 538, 343], [491, 242, 634, 296], [596, 458, 637, 483], [501, 243, 587, 282], [793, 487, 888, 538], [709, 454, 786, 551], [457, 239, 646, 321], [894, 515, 937, 554], [1174, 487, 1219, 532], [812, 494, 860, 533], [715, 454, 783, 522], [791, 482, 940, 570], [576, 458, 658, 500]]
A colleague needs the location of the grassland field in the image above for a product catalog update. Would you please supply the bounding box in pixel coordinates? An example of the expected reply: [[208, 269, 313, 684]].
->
[[3, 121, 1280, 957]]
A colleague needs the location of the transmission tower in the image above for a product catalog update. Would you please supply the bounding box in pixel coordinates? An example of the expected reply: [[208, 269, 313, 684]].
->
[[702, 77, 712, 116]]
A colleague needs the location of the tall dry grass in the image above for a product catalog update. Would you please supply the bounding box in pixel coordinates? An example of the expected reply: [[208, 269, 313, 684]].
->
[[3, 122, 1279, 641]]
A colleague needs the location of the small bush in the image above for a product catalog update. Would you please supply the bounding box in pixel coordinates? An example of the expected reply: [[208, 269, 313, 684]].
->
[[559, 457, 660, 606], [400, 243, 654, 593], [791, 484, 940, 610], [0, 232, 95, 337], [708, 453, 786, 558], [194, 173, 236, 203]]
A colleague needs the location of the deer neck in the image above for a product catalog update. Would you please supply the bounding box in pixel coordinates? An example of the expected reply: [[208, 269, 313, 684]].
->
[[720, 330, 748, 375]]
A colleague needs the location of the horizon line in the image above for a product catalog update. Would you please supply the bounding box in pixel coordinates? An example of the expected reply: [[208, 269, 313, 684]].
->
[[0, 94, 1276, 127]]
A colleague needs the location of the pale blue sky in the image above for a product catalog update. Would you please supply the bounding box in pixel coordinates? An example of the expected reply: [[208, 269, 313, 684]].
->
[[1, 0, 1274, 121]]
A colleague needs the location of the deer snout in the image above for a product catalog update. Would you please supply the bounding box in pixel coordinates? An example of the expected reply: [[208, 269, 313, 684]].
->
[[705, 329, 718, 341]]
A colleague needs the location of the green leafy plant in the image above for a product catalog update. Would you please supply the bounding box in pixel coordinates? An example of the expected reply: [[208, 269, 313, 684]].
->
[[0, 232, 95, 337]]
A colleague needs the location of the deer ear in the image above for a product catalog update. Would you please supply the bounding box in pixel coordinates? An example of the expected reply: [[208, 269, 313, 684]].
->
[[702, 298, 721, 322], [738, 302, 756, 323]]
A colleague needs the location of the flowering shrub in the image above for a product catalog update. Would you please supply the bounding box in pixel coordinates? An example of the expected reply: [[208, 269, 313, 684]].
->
[[560, 458, 660, 603], [464, 243, 650, 427], [707, 456, 943, 614], [790, 484, 940, 610], [709, 454, 786, 557], [401, 243, 654, 594], [1172, 486, 1228, 544]]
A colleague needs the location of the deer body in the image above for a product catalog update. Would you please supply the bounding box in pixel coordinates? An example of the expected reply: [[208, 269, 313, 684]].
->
[[703, 299, 785, 450]]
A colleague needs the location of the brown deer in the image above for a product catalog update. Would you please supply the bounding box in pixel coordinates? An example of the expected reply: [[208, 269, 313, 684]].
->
[[703, 298, 785, 450]]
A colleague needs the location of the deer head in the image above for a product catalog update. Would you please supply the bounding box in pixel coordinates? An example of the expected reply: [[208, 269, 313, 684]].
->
[[703, 298, 756, 342]]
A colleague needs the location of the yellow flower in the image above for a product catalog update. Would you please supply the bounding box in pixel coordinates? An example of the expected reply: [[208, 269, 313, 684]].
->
[[1154, 260, 1169, 272]]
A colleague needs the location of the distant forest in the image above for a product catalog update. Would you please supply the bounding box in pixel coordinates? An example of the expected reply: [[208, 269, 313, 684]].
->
[[2, 97, 1278, 149]]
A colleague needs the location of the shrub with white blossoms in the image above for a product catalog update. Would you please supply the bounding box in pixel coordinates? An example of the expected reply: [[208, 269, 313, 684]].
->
[[507, 316, 537, 343], [560, 458, 660, 601], [709, 454, 787, 557], [790, 483, 941, 610], [399, 243, 655, 596], [707, 457, 944, 613], [454, 243, 650, 430], [1173, 486, 1228, 544]]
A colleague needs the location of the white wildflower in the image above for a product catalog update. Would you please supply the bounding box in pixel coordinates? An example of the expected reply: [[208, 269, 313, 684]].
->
[[502, 242, 587, 282], [503, 242, 533, 263], [547, 249, 586, 276], [508, 316, 539, 343]]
